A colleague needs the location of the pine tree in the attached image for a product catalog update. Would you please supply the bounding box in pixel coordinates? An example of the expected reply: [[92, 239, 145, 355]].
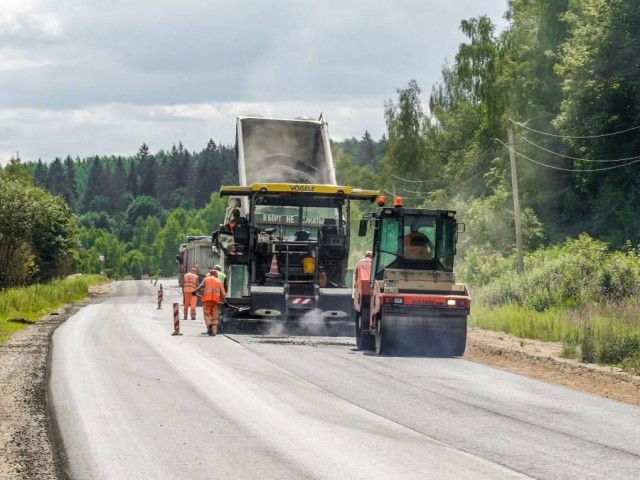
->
[[111, 157, 128, 212], [47, 158, 66, 198], [194, 139, 220, 208], [127, 161, 138, 198], [183, 149, 196, 207], [63, 155, 78, 210], [33, 159, 48, 188], [137, 143, 157, 198], [156, 144, 181, 208], [359, 131, 376, 167], [83, 157, 105, 212]]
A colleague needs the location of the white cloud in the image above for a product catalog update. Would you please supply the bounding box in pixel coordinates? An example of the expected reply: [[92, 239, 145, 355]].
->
[[0, 0, 64, 41], [0, 99, 385, 164], [0, 0, 509, 163]]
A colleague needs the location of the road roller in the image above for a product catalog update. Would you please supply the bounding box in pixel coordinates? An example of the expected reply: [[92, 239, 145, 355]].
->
[[353, 196, 470, 356]]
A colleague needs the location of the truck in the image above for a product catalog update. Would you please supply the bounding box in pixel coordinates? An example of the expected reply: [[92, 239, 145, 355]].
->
[[212, 115, 379, 326], [353, 196, 470, 356], [176, 235, 214, 287]]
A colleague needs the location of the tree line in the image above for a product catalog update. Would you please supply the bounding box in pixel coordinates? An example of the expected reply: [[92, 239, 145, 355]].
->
[[29, 140, 237, 215]]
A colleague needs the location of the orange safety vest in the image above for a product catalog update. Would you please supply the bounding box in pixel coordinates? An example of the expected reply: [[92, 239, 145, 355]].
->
[[202, 276, 225, 303], [183, 272, 199, 292], [355, 257, 372, 282]]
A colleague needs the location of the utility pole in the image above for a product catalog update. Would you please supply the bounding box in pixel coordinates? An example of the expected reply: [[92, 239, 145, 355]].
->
[[508, 124, 524, 274]]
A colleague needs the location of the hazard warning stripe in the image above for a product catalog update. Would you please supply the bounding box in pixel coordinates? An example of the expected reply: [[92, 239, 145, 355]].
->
[[291, 298, 313, 305]]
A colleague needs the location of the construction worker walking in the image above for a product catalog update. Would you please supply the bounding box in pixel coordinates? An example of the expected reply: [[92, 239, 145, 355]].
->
[[193, 270, 226, 336], [182, 267, 199, 320]]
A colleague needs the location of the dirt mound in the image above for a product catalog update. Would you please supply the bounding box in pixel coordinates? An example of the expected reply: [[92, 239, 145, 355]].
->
[[465, 328, 640, 406]]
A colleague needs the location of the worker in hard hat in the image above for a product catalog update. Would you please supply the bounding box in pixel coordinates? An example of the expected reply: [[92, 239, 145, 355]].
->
[[213, 264, 226, 288], [355, 250, 372, 283], [193, 269, 226, 336], [182, 267, 199, 320]]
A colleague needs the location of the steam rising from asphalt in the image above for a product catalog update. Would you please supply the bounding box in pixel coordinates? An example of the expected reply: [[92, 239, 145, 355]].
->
[[250, 309, 351, 339]]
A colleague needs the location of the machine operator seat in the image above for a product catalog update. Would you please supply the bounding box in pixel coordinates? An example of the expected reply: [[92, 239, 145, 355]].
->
[[319, 218, 343, 256], [231, 218, 250, 255], [403, 232, 433, 260]]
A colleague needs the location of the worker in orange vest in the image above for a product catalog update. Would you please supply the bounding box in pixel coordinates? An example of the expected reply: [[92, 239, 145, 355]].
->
[[193, 270, 226, 336], [355, 250, 372, 283], [182, 267, 199, 320]]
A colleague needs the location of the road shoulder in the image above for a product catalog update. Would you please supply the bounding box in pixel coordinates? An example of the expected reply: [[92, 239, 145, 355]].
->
[[0, 283, 115, 480], [465, 328, 640, 406]]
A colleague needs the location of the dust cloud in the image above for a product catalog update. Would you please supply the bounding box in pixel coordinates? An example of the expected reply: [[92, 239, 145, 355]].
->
[[241, 118, 332, 185], [258, 309, 351, 338]]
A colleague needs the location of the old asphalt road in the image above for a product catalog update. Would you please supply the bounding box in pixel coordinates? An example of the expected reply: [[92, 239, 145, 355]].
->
[[49, 280, 640, 479]]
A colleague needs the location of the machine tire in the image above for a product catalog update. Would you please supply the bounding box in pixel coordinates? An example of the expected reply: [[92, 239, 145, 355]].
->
[[374, 314, 394, 355], [361, 333, 375, 351], [355, 311, 375, 351]]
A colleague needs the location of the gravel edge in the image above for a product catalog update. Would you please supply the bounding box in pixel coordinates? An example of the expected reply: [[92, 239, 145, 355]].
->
[[0, 283, 114, 480], [0, 304, 81, 480]]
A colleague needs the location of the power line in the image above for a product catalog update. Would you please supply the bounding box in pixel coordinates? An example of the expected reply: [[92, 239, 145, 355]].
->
[[382, 189, 427, 200], [510, 118, 640, 139], [392, 164, 493, 190], [453, 166, 492, 188], [389, 165, 493, 199], [398, 186, 429, 195], [497, 139, 640, 172], [390, 173, 428, 184], [521, 137, 640, 163]]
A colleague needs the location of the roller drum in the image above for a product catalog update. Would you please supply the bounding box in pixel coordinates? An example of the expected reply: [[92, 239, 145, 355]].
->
[[375, 311, 467, 357]]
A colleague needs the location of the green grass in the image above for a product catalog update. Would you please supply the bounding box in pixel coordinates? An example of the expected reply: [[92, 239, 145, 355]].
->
[[470, 303, 573, 342], [464, 235, 640, 374], [0, 274, 107, 343], [470, 302, 640, 374]]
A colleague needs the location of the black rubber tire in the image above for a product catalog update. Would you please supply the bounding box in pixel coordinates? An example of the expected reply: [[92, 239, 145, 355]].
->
[[374, 315, 393, 355], [355, 311, 375, 351], [374, 327, 387, 355], [355, 311, 364, 350], [361, 332, 375, 351]]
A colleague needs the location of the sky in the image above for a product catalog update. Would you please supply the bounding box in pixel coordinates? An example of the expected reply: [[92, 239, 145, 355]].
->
[[0, 0, 508, 164]]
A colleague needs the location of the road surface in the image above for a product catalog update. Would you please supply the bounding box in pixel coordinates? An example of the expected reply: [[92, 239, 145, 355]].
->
[[50, 280, 640, 479]]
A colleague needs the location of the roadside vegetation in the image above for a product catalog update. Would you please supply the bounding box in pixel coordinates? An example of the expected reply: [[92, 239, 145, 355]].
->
[[0, 274, 107, 343], [467, 235, 640, 374]]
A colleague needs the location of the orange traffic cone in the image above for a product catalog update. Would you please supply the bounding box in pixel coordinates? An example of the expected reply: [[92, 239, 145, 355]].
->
[[265, 253, 282, 281], [269, 254, 279, 274]]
